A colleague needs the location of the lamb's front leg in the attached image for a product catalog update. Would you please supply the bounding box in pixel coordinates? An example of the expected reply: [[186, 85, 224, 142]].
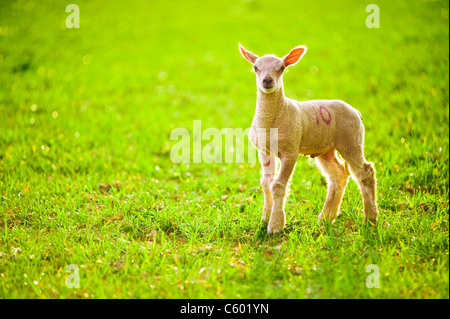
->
[[268, 155, 297, 234], [258, 152, 276, 222]]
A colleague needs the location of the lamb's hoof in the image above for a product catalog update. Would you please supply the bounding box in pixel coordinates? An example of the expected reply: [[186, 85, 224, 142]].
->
[[365, 217, 378, 226], [267, 221, 284, 234], [365, 207, 378, 226], [318, 213, 335, 225], [318, 212, 324, 222], [267, 225, 282, 235], [267, 210, 285, 234]]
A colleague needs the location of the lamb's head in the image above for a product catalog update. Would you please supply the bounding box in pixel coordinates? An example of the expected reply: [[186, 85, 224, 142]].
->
[[239, 44, 307, 94]]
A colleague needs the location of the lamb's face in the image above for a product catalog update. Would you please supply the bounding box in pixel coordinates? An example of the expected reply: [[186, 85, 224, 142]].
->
[[253, 55, 285, 94], [239, 44, 307, 94]]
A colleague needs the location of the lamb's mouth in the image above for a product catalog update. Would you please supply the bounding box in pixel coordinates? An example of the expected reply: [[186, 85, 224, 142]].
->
[[260, 86, 278, 94]]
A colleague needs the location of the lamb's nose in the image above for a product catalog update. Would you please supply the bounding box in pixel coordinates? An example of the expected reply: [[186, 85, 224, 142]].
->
[[262, 78, 274, 88]]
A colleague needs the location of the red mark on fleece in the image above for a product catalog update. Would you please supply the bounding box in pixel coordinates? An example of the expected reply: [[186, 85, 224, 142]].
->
[[310, 106, 320, 126], [263, 159, 271, 167], [319, 106, 332, 125]]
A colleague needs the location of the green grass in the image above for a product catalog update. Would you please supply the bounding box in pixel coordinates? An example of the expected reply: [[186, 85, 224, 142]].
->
[[0, 0, 448, 299]]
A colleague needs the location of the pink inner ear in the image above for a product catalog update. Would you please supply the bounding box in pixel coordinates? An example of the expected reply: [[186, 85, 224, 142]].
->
[[240, 46, 253, 64], [240, 44, 258, 64], [285, 47, 305, 66]]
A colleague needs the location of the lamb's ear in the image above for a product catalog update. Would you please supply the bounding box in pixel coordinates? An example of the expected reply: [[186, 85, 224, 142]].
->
[[283, 45, 307, 67], [239, 43, 258, 64]]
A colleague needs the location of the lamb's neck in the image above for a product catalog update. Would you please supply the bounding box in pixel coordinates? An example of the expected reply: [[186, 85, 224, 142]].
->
[[253, 86, 286, 128]]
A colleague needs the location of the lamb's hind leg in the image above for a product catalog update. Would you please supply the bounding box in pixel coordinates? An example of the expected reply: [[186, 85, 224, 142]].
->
[[340, 148, 379, 224], [258, 151, 276, 222], [316, 149, 350, 221]]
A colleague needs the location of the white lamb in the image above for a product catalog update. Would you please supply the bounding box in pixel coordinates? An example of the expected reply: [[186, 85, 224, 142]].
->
[[239, 44, 379, 234]]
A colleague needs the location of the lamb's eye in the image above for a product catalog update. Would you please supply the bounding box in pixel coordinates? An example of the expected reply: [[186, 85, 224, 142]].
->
[[279, 66, 285, 72], [253, 66, 258, 72]]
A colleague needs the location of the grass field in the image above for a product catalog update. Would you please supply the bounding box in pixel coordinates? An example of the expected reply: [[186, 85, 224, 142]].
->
[[0, 0, 448, 299]]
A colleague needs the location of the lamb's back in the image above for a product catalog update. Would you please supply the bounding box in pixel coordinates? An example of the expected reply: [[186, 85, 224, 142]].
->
[[291, 99, 364, 156]]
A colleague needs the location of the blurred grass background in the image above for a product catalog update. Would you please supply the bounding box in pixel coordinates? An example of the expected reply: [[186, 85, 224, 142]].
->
[[0, 0, 448, 298]]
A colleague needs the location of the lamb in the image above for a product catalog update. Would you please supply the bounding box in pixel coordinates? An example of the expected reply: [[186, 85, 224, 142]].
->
[[239, 44, 379, 234]]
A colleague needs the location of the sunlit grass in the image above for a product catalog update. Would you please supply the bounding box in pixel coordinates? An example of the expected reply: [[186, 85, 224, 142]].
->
[[0, 0, 448, 298]]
